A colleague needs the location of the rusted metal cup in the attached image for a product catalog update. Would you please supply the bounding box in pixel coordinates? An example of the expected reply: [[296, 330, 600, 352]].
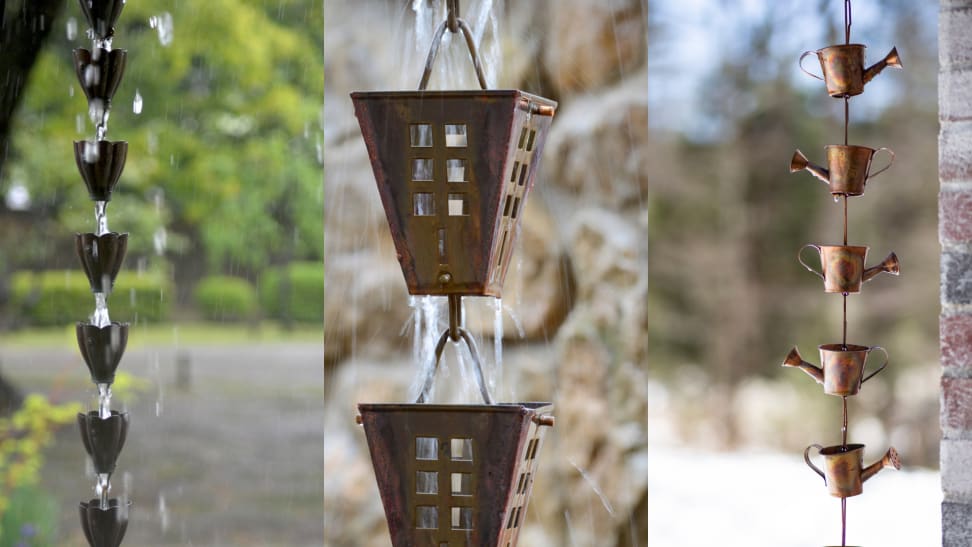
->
[[798, 244, 899, 294], [782, 344, 888, 397], [790, 145, 894, 196], [799, 44, 902, 98], [804, 443, 901, 498]]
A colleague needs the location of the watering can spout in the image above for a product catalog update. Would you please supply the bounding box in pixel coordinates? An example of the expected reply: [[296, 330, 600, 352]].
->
[[790, 150, 830, 185], [863, 46, 903, 84], [863, 251, 900, 282], [862, 447, 901, 483], [782, 346, 824, 384]]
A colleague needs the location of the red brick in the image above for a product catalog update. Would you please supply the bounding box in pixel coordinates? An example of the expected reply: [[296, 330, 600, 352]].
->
[[941, 190, 972, 243], [943, 377, 972, 432], [943, 314, 972, 376]]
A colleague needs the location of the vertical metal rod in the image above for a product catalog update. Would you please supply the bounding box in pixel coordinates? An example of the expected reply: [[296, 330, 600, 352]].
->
[[843, 295, 848, 345], [448, 294, 462, 342], [841, 396, 848, 446], [844, 0, 852, 44], [447, 0, 459, 33], [843, 196, 848, 245], [841, 497, 848, 545]]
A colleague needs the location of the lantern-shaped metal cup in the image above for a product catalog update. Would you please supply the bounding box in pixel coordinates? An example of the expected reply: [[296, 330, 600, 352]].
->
[[798, 244, 899, 294]]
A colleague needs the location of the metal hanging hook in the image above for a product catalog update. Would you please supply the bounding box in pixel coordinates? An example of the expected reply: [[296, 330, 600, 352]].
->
[[415, 325, 495, 405], [418, 0, 488, 90]]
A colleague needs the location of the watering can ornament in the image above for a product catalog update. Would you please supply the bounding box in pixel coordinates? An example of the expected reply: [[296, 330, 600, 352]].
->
[[783, 344, 887, 397], [790, 145, 894, 196], [805, 443, 900, 498], [800, 44, 902, 98]]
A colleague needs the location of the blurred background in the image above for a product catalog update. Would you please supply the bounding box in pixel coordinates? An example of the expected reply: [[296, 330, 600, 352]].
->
[[0, 0, 324, 544], [0, 0, 944, 545]]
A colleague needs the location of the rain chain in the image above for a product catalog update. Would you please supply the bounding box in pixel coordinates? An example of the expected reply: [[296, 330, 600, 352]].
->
[[351, 2, 558, 545], [785, 1, 903, 544], [73, 1, 132, 545]]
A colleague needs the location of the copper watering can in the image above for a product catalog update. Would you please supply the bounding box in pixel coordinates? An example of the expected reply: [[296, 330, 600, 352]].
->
[[800, 44, 902, 98], [790, 145, 894, 196], [783, 344, 888, 397], [805, 443, 900, 498], [799, 244, 899, 294]]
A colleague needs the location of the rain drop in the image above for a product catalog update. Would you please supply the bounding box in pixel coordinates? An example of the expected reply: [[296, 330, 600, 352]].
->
[[66, 17, 78, 40], [133, 90, 143, 114]]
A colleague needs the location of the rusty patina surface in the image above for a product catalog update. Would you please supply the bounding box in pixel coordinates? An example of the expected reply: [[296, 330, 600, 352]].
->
[[805, 443, 901, 498], [351, 90, 556, 297], [358, 402, 554, 547]]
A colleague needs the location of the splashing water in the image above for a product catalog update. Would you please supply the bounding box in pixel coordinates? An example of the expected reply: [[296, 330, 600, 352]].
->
[[97, 383, 112, 420], [95, 201, 109, 235], [568, 458, 616, 517], [148, 13, 174, 47], [92, 292, 111, 328], [408, 296, 444, 401], [95, 472, 110, 509]]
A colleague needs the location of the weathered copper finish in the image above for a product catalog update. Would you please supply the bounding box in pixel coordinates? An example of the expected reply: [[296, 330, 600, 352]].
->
[[799, 44, 902, 98], [798, 244, 899, 293], [805, 443, 901, 498], [351, 90, 556, 297], [790, 145, 894, 196], [79, 498, 130, 547], [358, 402, 554, 547], [76, 232, 128, 294], [783, 344, 888, 397], [76, 322, 129, 385], [78, 410, 129, 475], [73, 48, 128, 108], [77, 0, 127, 40], [74, 141, 128, 202]]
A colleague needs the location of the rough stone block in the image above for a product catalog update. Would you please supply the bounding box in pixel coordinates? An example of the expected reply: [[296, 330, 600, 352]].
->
[[940, 121, 972, 182], [940, 6, 972, 70], [942, 251, 972, 305], [943, 377, 972, 434], [943, 314, 972, 377], [941, 69, 972, 121], [943, 440, 972, 501], [943, 502, 972, 547], [941, 190, 972, 243]]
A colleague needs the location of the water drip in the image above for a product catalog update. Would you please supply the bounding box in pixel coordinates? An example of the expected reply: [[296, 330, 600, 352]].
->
[[95, 201, 109, 235], [95, 473, 111, 509], [97, 383, 112, 419], [493, 297, 503, 396], [92, 292, 111, 328], [133, 90, 143, 114], [66, 17, 78, 40]]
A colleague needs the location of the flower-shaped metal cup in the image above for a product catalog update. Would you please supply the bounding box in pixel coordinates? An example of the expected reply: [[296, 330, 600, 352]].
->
[[76, 232, 128, 295], [78, 410, 129, 475], [77, 0, 127, 40], [76, 322, 129, 385], [73, 48, 127, 109], [79, 498, 131, 547], [74, 141, 128, 202]]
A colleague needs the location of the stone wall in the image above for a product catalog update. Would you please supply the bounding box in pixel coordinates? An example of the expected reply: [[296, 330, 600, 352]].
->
[[323, 1, 648, 545], [939, 1, 972, 545]]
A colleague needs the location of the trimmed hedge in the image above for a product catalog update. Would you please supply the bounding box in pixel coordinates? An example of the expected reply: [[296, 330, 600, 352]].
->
[[9, 270, 172, 326], [193, 276, 258, 322], [258, 262, 323, 323]]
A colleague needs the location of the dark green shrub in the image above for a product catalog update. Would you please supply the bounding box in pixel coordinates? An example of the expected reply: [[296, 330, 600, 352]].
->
[[193, 276, 258, 322], [258, 262, 323, 323], [9, 270, 171, 327]]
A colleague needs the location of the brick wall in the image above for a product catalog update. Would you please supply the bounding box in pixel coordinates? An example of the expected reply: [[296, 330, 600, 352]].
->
[[940, 2, 972, 545]]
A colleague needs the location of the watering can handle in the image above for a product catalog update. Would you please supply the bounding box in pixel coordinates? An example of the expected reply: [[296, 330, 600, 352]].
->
[[415, 326, 495, 405], [867, 147, 895, 180], [862, 346, 889, 383], [418, 17, 489, 91], [798, 244, 824, 280], [799, 51, 824, 81], [804, 444, 826, 481]]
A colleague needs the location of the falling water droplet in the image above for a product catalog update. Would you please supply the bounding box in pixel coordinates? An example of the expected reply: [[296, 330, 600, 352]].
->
[[69, 85, 75, 97], [95, 201, 109, 235], [153, 227, 168, 255], [92, 293, 111, 328], [834, 195, 840, 203], [97, 383, 112, 419], [133, 90, 143, 114], [66, 17, 78, 40], [83, 141, 100, 163], [148, 13, 174, 46]]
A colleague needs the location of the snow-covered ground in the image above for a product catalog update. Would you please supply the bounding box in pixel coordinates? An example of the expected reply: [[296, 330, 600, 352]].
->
[[648, 445, 941, 546]]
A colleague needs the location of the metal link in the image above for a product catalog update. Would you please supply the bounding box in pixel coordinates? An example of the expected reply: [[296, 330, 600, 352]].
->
[[415, 326, 495, 405], [418, 12, 488, 90]]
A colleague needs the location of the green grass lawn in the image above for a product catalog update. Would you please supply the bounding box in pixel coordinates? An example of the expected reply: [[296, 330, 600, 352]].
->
[[0, 321, 322, 348]]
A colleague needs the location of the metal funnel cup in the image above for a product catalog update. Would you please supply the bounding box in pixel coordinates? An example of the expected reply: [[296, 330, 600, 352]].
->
[[800, 44, 903, 98], [76, 322, 129, 385], [799, 244, 899, 294], [790, 145, 894, 196], [78, 411, 129, 475], [805, 444, 901, 498], [77, 0, 127, 40], [74, 141, 128, 202], [357, 402, 554, 547], [74, 48, 127, 108], [76, 232, 128, 295], [79, 498, 131, 547]]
